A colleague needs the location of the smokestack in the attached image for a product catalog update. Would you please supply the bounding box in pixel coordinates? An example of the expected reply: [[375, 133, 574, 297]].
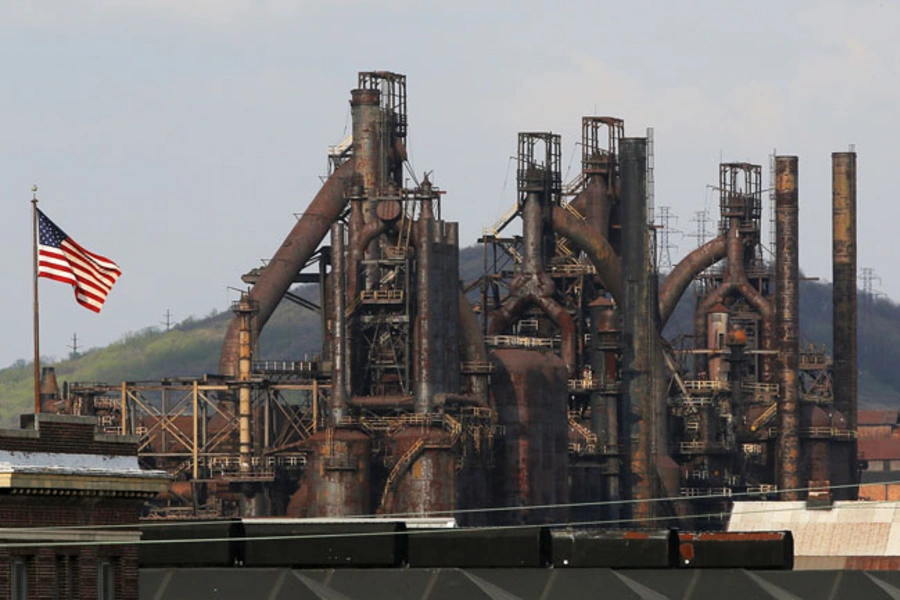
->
[[775, 156, 800, 499], [350, 88, 383, 204], [330, 222, 348, 425], [832, 151, 858, 499], [39, 367, 59, 413], [415, 218, 435, 413], [522, 190, 544, 274], [619, 137, 654, 521]]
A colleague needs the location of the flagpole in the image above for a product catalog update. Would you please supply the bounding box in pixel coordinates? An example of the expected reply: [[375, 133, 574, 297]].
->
[[31, 185, 41, 414]]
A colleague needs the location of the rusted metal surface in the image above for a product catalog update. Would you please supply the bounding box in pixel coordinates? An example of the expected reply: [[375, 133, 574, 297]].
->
[[39, 366, 61, 413], [288, 428, 371, 517], [694, 221, 775, 383], [330, 223, 348, 425], [218, 159, 355, 376], [491, 349, 569, 525], [490, 187, 578, 373], [235, 294, 257, 475], [619, 137, 654, 521], [350, 88, 382, 207], [458, 289, 490, 404], [832, 151, 858, 500], [659, 235, 726, 325], [803, 404, 831, 485], [570, 176, 612, 237], [443, 222, 461, 396], [775, 155, 801, 499], [383, 427, 457, 516], [550, 205, 623, 302], [415, 218, 435, 412]]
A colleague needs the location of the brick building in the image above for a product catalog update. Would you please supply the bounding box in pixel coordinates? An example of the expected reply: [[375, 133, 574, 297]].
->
[[859, 410, 900, 501], [0, 413, 168, 599]]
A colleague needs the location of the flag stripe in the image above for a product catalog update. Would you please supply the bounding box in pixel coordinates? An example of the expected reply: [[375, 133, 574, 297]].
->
[[60, 243, 119, 289], [36, 209, 121, 312]]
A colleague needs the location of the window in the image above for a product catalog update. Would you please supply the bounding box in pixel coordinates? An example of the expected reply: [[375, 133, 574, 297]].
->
[[11, 558, 27, 600], [56, 555, 78, 600], [98, 560, 115, 600]]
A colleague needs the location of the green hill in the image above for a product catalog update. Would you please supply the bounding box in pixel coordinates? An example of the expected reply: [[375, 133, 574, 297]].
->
[[0, 246, 897, 424]]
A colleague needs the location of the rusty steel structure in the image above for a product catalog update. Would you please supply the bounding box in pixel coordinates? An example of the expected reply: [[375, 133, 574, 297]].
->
[[831, 151, 859, 500], [52, 71, 861, 528]]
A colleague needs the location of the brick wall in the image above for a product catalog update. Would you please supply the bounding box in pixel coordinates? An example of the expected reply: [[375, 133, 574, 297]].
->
[[0, 414, 139, 456], [0, 496, 143, 528], [0, 413, 160, 599]]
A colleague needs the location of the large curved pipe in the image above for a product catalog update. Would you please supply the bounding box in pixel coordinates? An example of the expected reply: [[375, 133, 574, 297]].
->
[[488, 271, 577, 374], [569, 176, 613, 236], [219, 159, 356, 376], [659, 235, 726, 325], [551, 206, 623, 302], [347, 217, 392, 300], [534, 295, 577, 373], [694, 226, 775, 382]]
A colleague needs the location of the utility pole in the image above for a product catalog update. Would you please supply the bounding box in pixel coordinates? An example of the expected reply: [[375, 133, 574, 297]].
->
[[68, 333, 80, 360], [162, 309, 174, 332], [656, 205, 680, 271], [687, 210, 711, 246], [858, 267, 882, 357]]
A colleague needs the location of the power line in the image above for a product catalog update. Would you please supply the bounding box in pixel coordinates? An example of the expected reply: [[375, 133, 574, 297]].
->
[[656, 206, 681, 270], [687, 210, 711, 246], [12, 478, 882, 535], [0, 488, 893, 550]]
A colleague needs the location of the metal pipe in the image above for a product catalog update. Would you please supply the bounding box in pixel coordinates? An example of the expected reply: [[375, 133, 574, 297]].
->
[[415, 218, 434, 412], [832, 151, 858, 499], [444, 222, 461, 394], [350, 88, 382, 214], [775, 156, 800, 499], [590, 300, 621, 520], [237, 295, 254, 473], [218, 159, 355, 376], [522, 191, 544, 274], [330, 222, 348, 425], [569, 175, 613, 237], [619, 137, 654, 520], [694, 225, 775, 382], [458, 290, 490, 404], [350, 395, 415, 409], [348, 217, 391, 300], [659, 235, 727, 325], [431, 222, 446, 397], [551, 206, 623, 302]]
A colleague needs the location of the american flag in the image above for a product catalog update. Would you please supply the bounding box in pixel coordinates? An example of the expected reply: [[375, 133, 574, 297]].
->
[[37, 209, 122, 312]]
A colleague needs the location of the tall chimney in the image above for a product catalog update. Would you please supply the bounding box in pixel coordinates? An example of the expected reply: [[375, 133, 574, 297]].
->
[[619, 137, 654, 521], [350, 88, 383, 204], [775, 156, 800, 499], [330, 222, 348, 425], [832, 151, 858, 499]]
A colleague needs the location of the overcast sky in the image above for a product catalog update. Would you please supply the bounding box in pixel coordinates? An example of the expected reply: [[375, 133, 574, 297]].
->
[[1, 0, 897, 368]]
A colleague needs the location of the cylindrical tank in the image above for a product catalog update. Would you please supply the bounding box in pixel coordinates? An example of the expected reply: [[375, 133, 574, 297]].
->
[[288, 429, 371, 517], [491, 349, 569, 525], [801, 404, 831, 490], [387, 427, 457, 516]]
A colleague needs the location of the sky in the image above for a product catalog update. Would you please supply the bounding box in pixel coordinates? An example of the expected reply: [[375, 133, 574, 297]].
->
[[1, 0, 897, 368]]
